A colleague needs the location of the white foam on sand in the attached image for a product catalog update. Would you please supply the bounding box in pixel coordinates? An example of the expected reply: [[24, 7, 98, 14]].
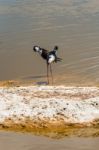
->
[[0, 86, 99, 124]]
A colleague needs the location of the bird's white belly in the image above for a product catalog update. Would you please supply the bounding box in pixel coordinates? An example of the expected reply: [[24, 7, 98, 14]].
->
[[48, 55, 55, 63]]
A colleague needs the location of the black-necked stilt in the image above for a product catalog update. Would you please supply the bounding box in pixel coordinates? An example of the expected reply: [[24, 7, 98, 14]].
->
[[33, 45, 62, 84]]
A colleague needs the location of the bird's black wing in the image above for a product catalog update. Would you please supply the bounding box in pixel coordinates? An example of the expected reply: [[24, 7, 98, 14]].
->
[[41, 48, 49, 60]]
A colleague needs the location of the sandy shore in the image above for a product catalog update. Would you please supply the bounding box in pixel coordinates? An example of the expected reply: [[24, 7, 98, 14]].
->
[[0, 83, 99, 137]]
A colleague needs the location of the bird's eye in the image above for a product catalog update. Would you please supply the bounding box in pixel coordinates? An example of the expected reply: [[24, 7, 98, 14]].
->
[[33, 46, 36, 51]]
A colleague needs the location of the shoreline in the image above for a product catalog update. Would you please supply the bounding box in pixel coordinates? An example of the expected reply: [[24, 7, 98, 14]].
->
[[0, 80, 99, 137]]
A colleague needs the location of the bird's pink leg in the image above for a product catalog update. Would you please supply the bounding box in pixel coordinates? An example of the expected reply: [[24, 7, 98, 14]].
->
[[50, 64, 53, 85], [47, 63, 49, 84]]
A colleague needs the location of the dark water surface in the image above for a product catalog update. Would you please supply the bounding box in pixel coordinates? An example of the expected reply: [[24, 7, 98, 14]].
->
[[0, 131, 99, 150], [0, 0, 99, 84]]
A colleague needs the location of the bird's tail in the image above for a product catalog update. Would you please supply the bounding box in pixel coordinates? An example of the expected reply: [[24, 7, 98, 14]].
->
[[55, 57, 62, 62]]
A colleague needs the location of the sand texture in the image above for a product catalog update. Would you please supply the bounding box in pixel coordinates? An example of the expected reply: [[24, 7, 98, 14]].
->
[[0, 85, 99, 133]]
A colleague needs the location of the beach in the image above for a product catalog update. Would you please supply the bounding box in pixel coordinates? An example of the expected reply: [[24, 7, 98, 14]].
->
[[0, 82, 99, 137]]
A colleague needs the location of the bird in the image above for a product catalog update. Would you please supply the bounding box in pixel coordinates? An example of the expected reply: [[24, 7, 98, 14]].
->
[[33, 45, 62, 84]]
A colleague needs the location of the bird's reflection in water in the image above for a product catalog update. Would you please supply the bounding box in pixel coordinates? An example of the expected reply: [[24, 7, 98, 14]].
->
[[22, 75, 46, 80], [20, 75, 48, 85], [37, 81, 48, 85]]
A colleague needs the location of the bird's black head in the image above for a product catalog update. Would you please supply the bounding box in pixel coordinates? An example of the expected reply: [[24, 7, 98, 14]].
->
[[54, 46, 58, 50], [33, 46, 41, 52]]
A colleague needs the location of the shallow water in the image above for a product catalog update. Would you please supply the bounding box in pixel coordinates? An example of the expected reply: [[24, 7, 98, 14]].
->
[[0, 0, 99, 85], [0, 131, 99, 150]]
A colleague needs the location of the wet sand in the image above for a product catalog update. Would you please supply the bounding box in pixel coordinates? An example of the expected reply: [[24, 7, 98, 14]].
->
[[0, 131, 99, 150]]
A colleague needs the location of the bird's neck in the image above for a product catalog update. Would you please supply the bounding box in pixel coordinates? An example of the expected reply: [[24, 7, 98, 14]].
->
[[38, 49, 42, 55]]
